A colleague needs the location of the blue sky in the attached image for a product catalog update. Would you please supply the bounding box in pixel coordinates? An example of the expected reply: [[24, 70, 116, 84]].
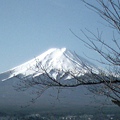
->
[[0, 0, 113, 72]]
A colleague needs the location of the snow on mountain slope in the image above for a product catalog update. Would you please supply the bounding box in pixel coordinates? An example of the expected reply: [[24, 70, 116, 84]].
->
[[0, 48, 99, 81]]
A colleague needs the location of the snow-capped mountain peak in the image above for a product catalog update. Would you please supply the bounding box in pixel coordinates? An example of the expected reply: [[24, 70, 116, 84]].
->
[[0, 48, 98, 81]]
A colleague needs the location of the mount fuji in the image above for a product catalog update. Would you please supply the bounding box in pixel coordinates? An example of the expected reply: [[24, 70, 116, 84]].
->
[[0, 48, 109, 113], [0, 48, 99, 82]]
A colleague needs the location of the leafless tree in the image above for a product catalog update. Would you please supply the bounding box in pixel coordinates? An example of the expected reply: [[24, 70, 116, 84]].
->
[[70, 0, 120, 106], [13, 0, 120, 107]]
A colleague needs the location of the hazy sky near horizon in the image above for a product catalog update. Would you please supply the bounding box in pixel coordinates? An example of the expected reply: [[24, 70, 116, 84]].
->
[[0, 0, 114, 72]]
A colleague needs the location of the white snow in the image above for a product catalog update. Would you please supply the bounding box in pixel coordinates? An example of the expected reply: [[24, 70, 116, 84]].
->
[[0, 48, 99, 81]]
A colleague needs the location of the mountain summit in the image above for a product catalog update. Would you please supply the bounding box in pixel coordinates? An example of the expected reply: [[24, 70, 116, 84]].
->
[[0, 48, 98, 81]]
